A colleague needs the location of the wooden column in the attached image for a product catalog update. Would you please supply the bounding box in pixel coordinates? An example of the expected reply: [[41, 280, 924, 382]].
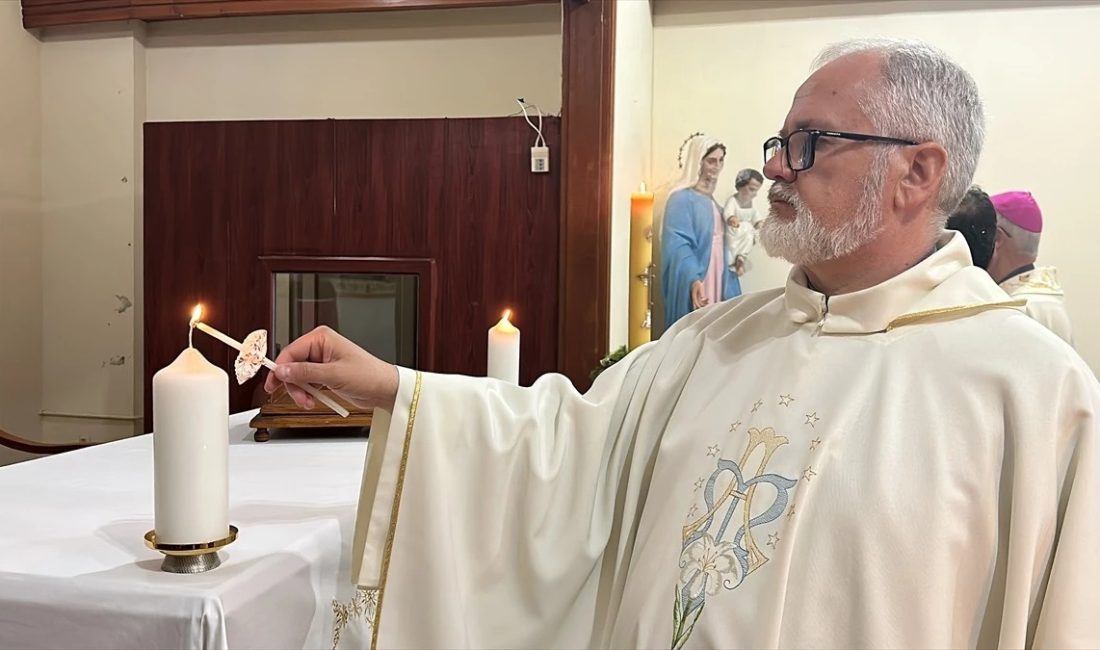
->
[[559, 0, 615, 391]]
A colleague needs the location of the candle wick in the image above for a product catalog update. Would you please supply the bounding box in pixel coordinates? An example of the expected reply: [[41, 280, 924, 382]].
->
[[189, 325, 194, 349]]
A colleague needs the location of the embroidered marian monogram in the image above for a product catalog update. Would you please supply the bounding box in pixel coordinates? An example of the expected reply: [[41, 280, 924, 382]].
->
[[672, 425, 797, 649]]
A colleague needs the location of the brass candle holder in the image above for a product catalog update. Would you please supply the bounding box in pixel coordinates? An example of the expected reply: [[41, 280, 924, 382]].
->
[[144, 526, 238, 574]]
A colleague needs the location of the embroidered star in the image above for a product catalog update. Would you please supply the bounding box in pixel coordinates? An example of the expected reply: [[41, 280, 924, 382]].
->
[[751, 399, 764, 413], [804, 411, 820, 428], [779, 394, 795, 407], [809, 437, 822, 451], [687, 503, 699, 519], [802, 466, 817, 482], [729, 420, 742, 433], [706, 444, 721, 457], [767, 532, 781, 550], [693, 477, 704, 491], [786, 505, 796, 519]]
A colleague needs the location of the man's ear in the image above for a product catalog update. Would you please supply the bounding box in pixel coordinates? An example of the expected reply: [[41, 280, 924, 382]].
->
[[895, 143, 948, 213]]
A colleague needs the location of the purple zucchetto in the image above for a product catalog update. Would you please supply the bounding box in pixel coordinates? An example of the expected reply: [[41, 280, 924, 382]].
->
[[990, 191, 1043, 234]]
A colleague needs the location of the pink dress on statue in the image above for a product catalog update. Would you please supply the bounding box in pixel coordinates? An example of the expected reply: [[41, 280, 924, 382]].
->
[[700, 201, 725, 306]]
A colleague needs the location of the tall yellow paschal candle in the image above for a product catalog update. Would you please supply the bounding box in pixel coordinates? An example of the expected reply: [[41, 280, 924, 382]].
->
[[629, 183, 655, 349], [153, 343, 229, 544]]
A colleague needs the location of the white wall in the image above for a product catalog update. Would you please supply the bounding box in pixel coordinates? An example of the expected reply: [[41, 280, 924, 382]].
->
[[609, 0, 654, 351], [654, 0, 1100, 372], [0, 0, 44, 465], [143, 5, 562, 121], [39, 24, 146, 443]]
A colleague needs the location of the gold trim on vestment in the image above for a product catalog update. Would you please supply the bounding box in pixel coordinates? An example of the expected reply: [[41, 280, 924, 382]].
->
[[331, 588, 377, 650], [885, 299, 1026, 331], [371, 371, 423, 650]]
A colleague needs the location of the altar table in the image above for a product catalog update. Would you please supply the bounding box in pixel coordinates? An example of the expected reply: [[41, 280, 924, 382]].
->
[[0, 411, 367, 649]]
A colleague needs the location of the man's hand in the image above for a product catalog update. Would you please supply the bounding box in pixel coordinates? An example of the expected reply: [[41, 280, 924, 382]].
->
[[263, 326, 400, 412], [691, 280, 709, 309], [734, 256, 746, 277]]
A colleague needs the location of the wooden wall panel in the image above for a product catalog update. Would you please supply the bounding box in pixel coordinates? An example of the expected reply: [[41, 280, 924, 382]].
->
[[231, 121, 336, 256], [225, 121, 335, 413], [335, 117, 560, 384], [437, 119, 493, 375], [442, 118, 560, 384], [145, 117, 560, 425], [143, 122, 231, 431], [334, 120, 446, 257]]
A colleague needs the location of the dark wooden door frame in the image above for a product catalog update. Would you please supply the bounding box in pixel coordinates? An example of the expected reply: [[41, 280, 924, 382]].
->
[[560, 0, 615, 392]]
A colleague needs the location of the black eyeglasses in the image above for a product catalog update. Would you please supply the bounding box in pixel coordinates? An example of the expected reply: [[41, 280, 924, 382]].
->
[[763, 129, 918, 172]]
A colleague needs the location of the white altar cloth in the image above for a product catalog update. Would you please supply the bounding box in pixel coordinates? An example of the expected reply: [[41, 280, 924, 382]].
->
[[0, 411, 367, 650]]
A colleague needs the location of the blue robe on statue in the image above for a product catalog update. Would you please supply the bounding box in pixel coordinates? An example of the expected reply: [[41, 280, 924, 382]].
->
[[661, 188, 742, 328]]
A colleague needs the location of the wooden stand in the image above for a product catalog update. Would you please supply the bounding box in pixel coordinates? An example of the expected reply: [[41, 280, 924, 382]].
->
[[249, 386, 372, 442]]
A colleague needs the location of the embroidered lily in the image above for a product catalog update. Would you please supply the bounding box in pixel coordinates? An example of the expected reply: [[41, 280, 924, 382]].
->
[[678, 533, 738, 598]]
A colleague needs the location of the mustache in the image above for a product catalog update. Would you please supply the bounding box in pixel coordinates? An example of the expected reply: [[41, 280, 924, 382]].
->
[[768, 182, 799, 204]]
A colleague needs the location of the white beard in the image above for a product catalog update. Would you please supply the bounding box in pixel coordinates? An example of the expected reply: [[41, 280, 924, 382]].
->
[[759, 156, 887, 267]]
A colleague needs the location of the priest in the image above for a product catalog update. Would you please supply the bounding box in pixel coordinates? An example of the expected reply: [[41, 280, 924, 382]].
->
[[270, 39, 1100, 650], [986, 190, 1074, 345]]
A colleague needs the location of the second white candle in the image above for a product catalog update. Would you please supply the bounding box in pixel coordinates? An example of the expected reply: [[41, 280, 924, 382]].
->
[[487, 310, 520, 384]]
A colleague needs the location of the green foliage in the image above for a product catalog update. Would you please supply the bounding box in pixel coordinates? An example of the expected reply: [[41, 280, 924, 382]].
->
[[590, 345, 630, 381]]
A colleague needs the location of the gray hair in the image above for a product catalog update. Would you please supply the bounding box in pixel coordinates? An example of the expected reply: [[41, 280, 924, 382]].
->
[[813, 39, 986, 225], [997, 213, 1041, 259]]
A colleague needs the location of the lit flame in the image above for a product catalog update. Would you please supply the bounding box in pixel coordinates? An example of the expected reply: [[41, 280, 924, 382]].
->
[[639, 181, 647, 193], [502, 309, 512, 323], [190, 304, 203, 327]]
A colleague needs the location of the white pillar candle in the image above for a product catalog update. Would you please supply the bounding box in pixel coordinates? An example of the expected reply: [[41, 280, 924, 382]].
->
[[152, 346, 229, 544], [487, 310, 520, 384]]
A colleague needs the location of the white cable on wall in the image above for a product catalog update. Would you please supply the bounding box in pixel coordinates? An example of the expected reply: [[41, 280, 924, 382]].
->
[[517, 97, 546, 148]]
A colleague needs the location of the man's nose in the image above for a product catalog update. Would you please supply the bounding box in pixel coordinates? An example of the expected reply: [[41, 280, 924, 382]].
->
[[764, 150, 795, 184]]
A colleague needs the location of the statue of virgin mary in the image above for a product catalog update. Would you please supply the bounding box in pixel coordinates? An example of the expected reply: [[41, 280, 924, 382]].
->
[[659, 133, 741, 328]]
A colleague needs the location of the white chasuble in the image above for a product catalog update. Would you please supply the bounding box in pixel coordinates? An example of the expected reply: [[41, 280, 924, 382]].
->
[[1000, 266, 1074, 346], [333, 233, 1100, 650]]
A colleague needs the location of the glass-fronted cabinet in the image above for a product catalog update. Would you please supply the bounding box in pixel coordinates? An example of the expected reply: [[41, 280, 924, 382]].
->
[[272, 271, 418, 366]]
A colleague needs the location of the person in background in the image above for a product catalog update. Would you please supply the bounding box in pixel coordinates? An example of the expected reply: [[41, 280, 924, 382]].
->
[[945, 185, 997, 269], [723, 168, 766, 276], [986, 190, 1073, 344]]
